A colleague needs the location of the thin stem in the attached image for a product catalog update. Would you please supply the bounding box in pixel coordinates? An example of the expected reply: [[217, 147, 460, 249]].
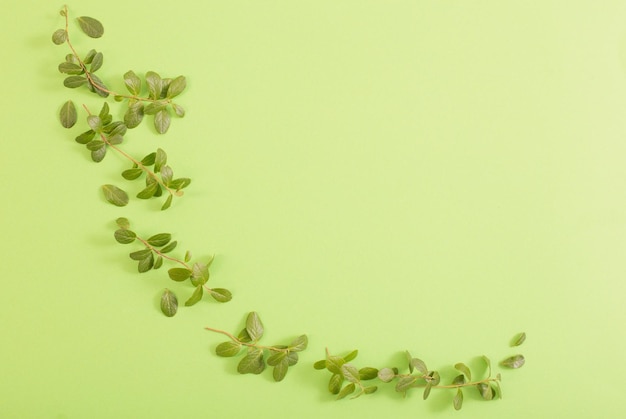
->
[[62, 6, 167, 104], [204, 327, 290, 353], [135, 235, 190, 270], [395, 373, 497, 390], [81, 104, 180, 198]]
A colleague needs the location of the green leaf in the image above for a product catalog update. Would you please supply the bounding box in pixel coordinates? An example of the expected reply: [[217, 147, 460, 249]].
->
[[172, 103, 185, 117], [123, 70, 141, 95], [337, 382, 355, 400], [63, 76, 87, 88], [160, 289, 177, 317], [154, 109, 171, 134], [454, 362, 472, 381], [154, 148, 167, 172], [145, 71, 162, 100], [160, 241, 177, 253], [286, 351, 299, 366], [166, 75, 186, 98], [237, 328, 252, 343], [146, 233, 171, 247], [452, 374, 466, 385], [141, 152, 156, 166], [377, 367, 396, 383], [86, 140, 105, 151], [101, 184, 129, 207], [124, 102, 144, 129], [328, 374, 343, 395], [289, 335, 308, 352], [87, 115, 102, 131], [52, 29, 67, 45], [266, 350, 287, 367], [137, 253, 154, 273], [90, 52, 103, 72], [83, 49, 96, 64], [512, 332, 526, 347], [168, 268, 191, 282], [500, 354, 525, 369], [184, 285, 203, 306], [161, 194, 173, 211], [358, 367, 379, 381], [313, 360, 327, 370], [160, 166, 173, 186], [169, 178, 191, 191], [426, 370, 440, 386], [130, 248, 152, 261], [121, 168, 143, 180], [75, 130, 95, 144], [116, 217, 130, 229], [395, 375, 418, 393], [237, 347, 265, 375], [91, 146, 107, 162], [58, 62, 83, 75], [341, 364, 360, 384], [144, 102, 167, 115], [454, 388, 464, 410], [77, 16, 104, 38], [423, 383, 432, 400], [209, 288, 232, 302], [153, 256, 163, 269], [59, 100, 77, 128], [184, 250, 192, 263], [483, 355, 492, 377], [102, 121, 126, 136], [273, 358, 289, 382], [215, 341, 241, 357], [86, 74, 109, 97], [191, 262, 209, 286], [477, 383, 495, 400], [114, 229, 136, 244], [326, 355, 345, 374], [246, 312, 264, 342], [410, 357, 428, 375], [364, 386, 378, 395], [344, 350, 358, 362], [107, 134, 123, 145], [136, 182, 159, 199]]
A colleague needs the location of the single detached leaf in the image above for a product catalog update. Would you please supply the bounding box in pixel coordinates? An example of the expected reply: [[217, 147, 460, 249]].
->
[[101, 184, 129, 207], [116, 217, 130, 229], [512, 332, 527, 347], [454, 388, 464, 410], [500, 354, 525, 369], [337, 382, 356, 400], [341, 364, 360, 384], [454, 362, 472, 381], [168, 268, 191, 282], [246, 312, 264, 342], [160, 289, 177, 317], [215, 341, 241, 357], [77, 16, 104, 38], [184, 285, 203, 307], [123, 70, 141, 95], [59, 100, 77, 128], [114, 229, 136, 244], [209, 288, 232, 302], [377, 368, 396, 383], [289, 335, 308, 352], [154, 109, 171, 134], [52, 29, 67, 45], [172, 103, 185, 117], [146, 233, 171, 247]]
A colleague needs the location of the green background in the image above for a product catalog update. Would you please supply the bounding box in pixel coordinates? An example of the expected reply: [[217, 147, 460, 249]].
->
[[2, 0, 625, 417]]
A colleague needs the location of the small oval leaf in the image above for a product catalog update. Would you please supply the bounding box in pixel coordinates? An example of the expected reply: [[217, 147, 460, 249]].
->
[[77, 16, 104, 38], [215, 341, 241, 357], [160, 289, 178, 317], [101, 184, 129, 207], [500, 354, 525, 369], [59, 100, 77, 128]]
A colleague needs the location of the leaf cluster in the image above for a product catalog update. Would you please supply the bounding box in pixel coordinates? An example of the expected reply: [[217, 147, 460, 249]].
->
[[211, 312, 308, 382], [313, 349, 379, 399], [58, 47, 109, 98], [74, 102, 127, 162], [113, 218, 231, 316]]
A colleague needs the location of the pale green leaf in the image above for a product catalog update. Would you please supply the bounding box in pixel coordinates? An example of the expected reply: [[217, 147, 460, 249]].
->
[[123, 70, 141, 95], [115, 217, 130, 229], [395, 375, 418, 393], [344, 350, 358, 362], [77, 16, 104, 38], [423, 383, 432, 400], [358, 367, 378, 381], [454, 388, 463, 410], [377, 367, 396, 383], [328, 374, 343, 395], [237, 347, 265, 374], [512, 332, 526, 347], [166, 75, 186, 98], [313, 360, 326, 370], [273, 358, 289, 382], [122, 168, 143, 180], [145, 71, 162, 100], [341, 364, 360, 384], [454, 362, 472, 381], [172, 103, 185, 117], [161, 194, 173, 211], [246, 312, 264, 341], [136, 182, 158, 199], [101, 184, 128, 207], [266, 350, 287, 367], [209, 288, 232, 302], [160, 289, 177, 317], [215, 341, 241, 357], [83, 49, 96, 64], [124, 102, 144, 128], [191, 262, 209, 286], [337, 383, 355, 400], [500, 354, 525, 369], [154, 109, 171, 134], [410, 357, 428, 375], [289, 335, 308, 352], [52, 29, 67, 45], [184, 285, 203, 306], [154, 148, 167, 172], [75, 130, 95, 144], [137, 253, 154, 273]]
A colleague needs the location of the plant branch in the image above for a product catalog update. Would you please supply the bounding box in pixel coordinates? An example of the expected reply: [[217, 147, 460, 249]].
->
[[134, 235, 190, 269], [204, 327, 290, 353]]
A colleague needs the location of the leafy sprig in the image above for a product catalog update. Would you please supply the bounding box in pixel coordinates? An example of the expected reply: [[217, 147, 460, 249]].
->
[[206, 312, 308, 382], [313, 349, 379, 399], [114, 217, 232, 316], [53, 6, 186, 133]]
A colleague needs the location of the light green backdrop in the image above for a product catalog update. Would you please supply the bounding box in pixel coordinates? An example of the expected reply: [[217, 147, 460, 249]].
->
[[2, 1, 625, 417]]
